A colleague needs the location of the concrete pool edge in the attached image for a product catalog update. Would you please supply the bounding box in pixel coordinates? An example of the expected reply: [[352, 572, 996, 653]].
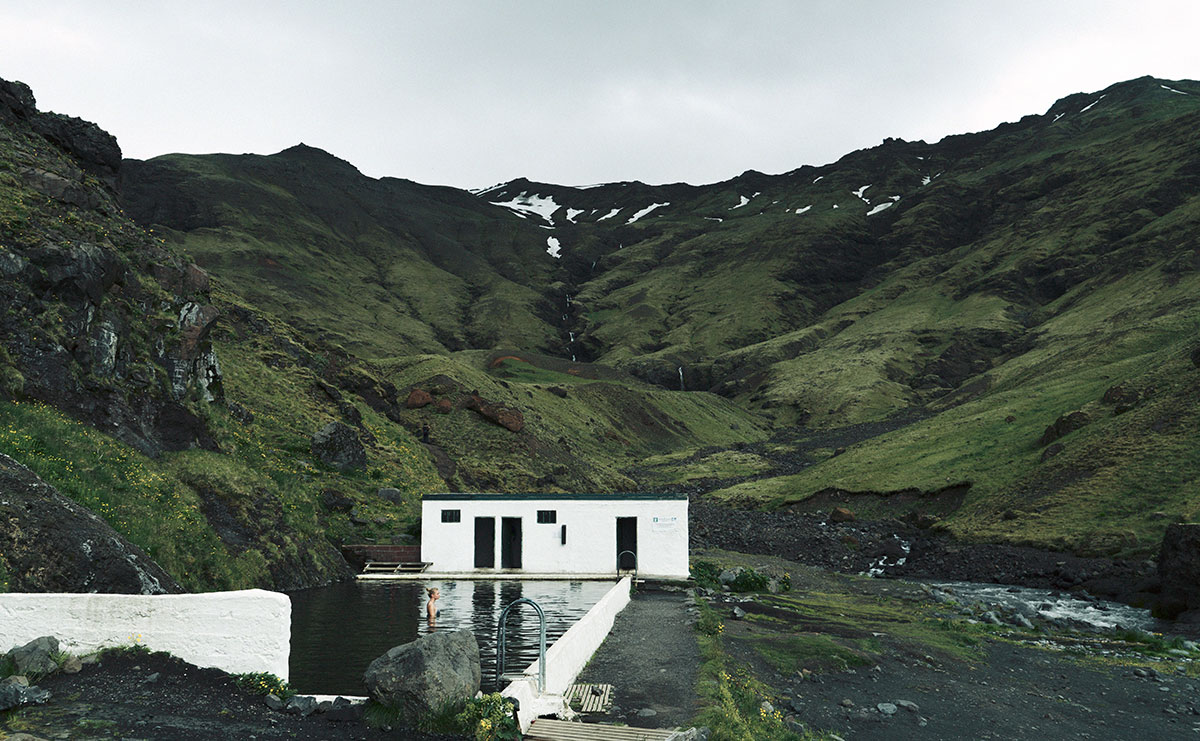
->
[[500, 575, 633, 732]]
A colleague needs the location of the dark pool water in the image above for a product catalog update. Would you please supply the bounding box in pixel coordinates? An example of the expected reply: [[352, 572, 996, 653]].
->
[[286, 579, 616, 695]]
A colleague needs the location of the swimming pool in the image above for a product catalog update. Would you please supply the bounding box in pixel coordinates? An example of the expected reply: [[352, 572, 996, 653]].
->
[[286, 579, 616, 695]]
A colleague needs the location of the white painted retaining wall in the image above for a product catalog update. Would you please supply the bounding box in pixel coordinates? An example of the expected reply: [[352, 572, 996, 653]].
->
[[0, 589, 290, 680], [501, 576, 632, 732]]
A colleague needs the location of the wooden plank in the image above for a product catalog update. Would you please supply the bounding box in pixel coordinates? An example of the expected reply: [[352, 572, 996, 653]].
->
[[526, 718, 677, 740], [566, 683, 614, 713]]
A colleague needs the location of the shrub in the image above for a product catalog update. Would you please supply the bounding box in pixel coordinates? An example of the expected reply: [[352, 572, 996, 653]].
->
[[691, 560, 722, 590], [729, 567, 770, 593], [235, 671, 294, 699], [454, 693, 520, 741]]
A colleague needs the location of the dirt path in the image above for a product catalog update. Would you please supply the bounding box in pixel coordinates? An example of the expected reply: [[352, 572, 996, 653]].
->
[[574, 586, 701, 730]]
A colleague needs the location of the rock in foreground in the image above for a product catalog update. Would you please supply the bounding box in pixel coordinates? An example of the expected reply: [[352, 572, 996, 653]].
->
[[362, 629, 480, 720]]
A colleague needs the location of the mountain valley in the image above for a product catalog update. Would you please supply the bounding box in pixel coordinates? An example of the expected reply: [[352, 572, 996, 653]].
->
[[1, 74, 1198, 595]]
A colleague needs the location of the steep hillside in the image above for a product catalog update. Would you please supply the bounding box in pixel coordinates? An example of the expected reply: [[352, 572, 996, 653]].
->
[[114, 75, 1200, 558], [6, 70, 1198, 590], [0, 78, 446, 592], [120, 146, 562, 359], [0, 75, 775, 593]]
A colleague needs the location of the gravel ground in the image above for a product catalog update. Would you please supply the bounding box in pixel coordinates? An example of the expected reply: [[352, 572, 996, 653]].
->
[[575, 585, 701, 730], [7, 650, 466, 741], [707, 574, 1200, 741]]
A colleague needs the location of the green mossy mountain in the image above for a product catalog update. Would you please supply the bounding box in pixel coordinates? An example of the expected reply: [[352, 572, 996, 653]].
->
[[2, 74, 1199, 594]]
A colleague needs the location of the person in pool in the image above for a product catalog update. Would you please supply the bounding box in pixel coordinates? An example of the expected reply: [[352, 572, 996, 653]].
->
[[426, 586, 441, 627]]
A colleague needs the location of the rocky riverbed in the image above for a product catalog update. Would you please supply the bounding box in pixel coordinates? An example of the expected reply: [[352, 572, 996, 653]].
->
[[692, 548, 1200, 740], [689, 500, 1161, 606]]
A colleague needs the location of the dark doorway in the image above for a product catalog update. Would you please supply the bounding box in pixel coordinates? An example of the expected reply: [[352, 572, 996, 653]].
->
[[501, 517, 523, 569], [474, 517, 495, 568], [616, 517, 637, 570]]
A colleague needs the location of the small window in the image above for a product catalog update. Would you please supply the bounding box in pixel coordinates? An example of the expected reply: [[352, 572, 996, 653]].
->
[[441, 509, 461, 523], [561, 524, 567, 545], [537, 510, 557, 524]]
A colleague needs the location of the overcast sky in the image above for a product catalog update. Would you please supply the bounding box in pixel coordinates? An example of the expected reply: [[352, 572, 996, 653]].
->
[[3, 1, 1198, 189]]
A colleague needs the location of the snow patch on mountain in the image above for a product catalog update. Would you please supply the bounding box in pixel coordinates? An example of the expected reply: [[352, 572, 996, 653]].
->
[[795, 205, 812, 215], [867, 202, 894, 216], [730, 195, 750, 210], [627, 203, 669, 224], [565, 208, 584, 223], [471, 181, 509, 196], [491, 192, 561, 222], [853, 185, 871, 203], [597, 208, 621, 221], [1079, 94, 1106, 113], [546, 236, 561, 258], [1161, 84, 1191, 95]]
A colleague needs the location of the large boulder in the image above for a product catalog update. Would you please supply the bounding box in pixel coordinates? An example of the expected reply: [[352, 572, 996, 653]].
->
[[465, 395, 524, 432], [0, 681, 51, 711], [405, 388, 433, 409], [5, 636, 60, 677], [362, 629, 480, 720], [1157, 523, 1200, 619], [311, 421, 367, 471]]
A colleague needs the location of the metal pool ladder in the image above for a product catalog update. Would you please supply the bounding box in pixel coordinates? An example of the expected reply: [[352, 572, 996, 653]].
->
[[617, 549, 638, 581], [495, 597, 547, 693]]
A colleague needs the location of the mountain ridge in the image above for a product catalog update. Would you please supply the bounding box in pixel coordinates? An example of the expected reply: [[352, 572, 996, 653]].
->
[[2, 73, 1199, 597]]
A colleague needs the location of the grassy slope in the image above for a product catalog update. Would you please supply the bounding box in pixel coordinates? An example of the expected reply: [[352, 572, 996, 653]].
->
[[0, 289, 446, 589], [384, 352, 770, 492], [123, 147, 562, 360], [91, 75, 1200, 565]]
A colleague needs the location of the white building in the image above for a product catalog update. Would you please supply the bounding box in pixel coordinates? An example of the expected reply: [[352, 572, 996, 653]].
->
[[420, 493, 688, 580]]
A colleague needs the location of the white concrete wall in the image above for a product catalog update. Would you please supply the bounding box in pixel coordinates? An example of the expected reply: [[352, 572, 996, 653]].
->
[[0, 589, 290, 680], [421, 497, 688, 579], [502, 576, 632, 732]]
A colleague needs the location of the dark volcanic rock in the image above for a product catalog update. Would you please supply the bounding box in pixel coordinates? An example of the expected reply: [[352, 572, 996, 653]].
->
[[31, 112, 122, 182], [0, 78, 37, 119], [1156, 523, 1200, 619], [1038, 411, 1090, 446], [310, 421, 367, 471], [0, 453, 181, 593], [362, 629, 480, 721], [6, 636, 60, 676], [0, 681, 51, 711]]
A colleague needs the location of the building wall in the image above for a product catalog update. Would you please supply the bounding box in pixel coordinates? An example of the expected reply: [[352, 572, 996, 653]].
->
[[420, 497, 688, 579], [0, 589, 291, 679]]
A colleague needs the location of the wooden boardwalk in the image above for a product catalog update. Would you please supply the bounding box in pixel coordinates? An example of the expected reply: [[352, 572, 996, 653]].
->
[[526, 718, 678, 741]]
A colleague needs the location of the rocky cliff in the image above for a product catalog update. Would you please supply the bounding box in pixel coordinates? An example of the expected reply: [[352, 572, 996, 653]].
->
[[0, 78, 221, 457]]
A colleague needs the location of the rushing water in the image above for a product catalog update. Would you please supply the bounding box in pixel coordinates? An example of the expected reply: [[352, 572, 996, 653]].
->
[[932, 581, 1164, 633], [286, 579, 615, 695]]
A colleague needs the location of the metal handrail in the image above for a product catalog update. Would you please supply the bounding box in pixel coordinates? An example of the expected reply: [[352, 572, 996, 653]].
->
[[617, 549, 638, 580], [495, 597, 546, 693]]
